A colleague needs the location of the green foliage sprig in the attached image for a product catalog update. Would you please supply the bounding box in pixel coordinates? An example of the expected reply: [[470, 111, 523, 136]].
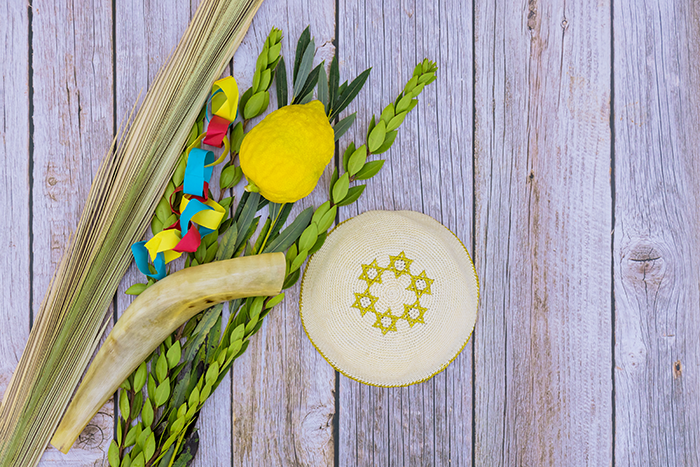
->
[[112, 26, 437, 467]]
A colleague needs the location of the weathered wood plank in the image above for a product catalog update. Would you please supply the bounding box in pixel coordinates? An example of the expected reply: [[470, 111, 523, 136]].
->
[[229, 2, 336, 465], [613, 1, 700, 465], [113, 1, 235, 466], [0, 1, 30, 404], [28, 1, 115, 465], [473, 0, 612, 465], [337, 0, 474, 464]]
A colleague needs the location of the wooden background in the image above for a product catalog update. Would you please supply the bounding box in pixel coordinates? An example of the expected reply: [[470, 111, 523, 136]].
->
[[1, 0, 699, 465]]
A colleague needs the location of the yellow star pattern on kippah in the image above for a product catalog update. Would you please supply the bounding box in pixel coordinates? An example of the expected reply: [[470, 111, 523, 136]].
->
[[372, 309, 401, 335], [351, 289, 379, 316], [353, 253, 434, 336], [402, 299, 428, 327], [406, 270, 434, 298], [358, 259, 384, 286], [386, 251, 413, 278]]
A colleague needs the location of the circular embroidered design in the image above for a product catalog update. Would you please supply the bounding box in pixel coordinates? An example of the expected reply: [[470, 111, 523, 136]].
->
[[351, 251, 434, 335]]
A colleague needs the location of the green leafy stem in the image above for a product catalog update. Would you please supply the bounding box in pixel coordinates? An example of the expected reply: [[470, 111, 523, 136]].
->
[[112, 26, 437, 467]]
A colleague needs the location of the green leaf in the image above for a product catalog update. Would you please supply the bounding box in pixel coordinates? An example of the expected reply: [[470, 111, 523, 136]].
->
[[266, 293, 286, 309], [124, 424, 139, 448], [167, 341, 181, 369], [368, 120, 387, 153], [231, 122, 245, 153], [283, 269, 301, 289], [263, 206, 314, 253], [142, 399, 154, 426], [328, 55, 340, 113], [108, 440, 120, 467], [244, 315, 259, 335], [155, 378, 171, 407], [286, 243, 298, 265], [294, 64, 323, 105], [396, 94, 412, 113], [333, 112, 356, 142], [252, 217, 272, 254], [410, 83, 425, 98], [258, 68, 272, 92], [215, 221, 238, 261], [189, 386, 201, 409], [204, 242, 218, 263], [330, 167, 339, 191], [137, 427, 151, 449], [374, 130, 398, 154], [234, 192, 261, 253], [293, 39, 315, 99], [336, 185, 366, 206], [380, 103, 395, 123], [156, 352, 168, 383], [230, 323, 245, 344], [150, 217, 163, 236], [131, 452, 145, 467], [173, 156, 187, 187], [205, 314, 223, 364], [131, 391, 143, 419], [243, 91, 270, 119], [268, 202, 293, 241], [125, 283, 147, 296], [348, 145, 368, 176], [147, 374, 156, 404], [120, 391, 130, 420], [156, 197, 171, 223], [275, 56, 288, 108], [144, 432, 156, 462], [366, 115, 376, 140], [354, 160, 385, 180], [317, 64, 329, 109], [268, 41, 282, 65], [220, 165, 239, 189], [290, 248, 309, 272], [342, 143, 356, 172], [298, 224, 319, 252], [311, 201, 330, 226], [205, 361, 220, 388], [226, 339, 243, 360], [330, 68, 371, 120], [293, 26, 311, 80], [309, 231, 328, 255], [194, 239, 206, 264], [317, 205, 337, 232], [238, 88, 253, 118], [332, 173, 350, 203]]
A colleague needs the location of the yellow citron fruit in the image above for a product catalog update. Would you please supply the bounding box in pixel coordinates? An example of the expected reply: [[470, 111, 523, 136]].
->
[[240, 100, 334, 203]]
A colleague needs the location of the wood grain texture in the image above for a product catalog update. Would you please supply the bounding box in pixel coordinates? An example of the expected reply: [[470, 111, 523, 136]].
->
[[473, 0, 613, 465], [613, 1, 700, 465], [337, 0, 474, 465], [0, 0, 30, 404], [229, 2, 336, 465], [28, 1, 115, 465], [113, 1, 235, 466]]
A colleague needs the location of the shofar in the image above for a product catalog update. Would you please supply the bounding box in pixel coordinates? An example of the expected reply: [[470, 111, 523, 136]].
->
[[51, 252, 286, 453]]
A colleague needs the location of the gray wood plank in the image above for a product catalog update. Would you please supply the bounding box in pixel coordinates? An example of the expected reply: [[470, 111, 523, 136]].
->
[[229, 2, 336, 465], [0, 0, 30, 404], [337, 0, 474, 465], [613, 1, 700, 465], [27, 1, 115, 465], [113, 1, 235, 466], [473, 0, 613, 465]]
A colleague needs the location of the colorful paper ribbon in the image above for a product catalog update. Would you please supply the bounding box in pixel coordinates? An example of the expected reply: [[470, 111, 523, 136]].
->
[[131, 76, 239, 280]]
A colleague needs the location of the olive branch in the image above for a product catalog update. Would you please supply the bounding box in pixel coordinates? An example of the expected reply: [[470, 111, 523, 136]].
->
[[111, 26, 437, 467]]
